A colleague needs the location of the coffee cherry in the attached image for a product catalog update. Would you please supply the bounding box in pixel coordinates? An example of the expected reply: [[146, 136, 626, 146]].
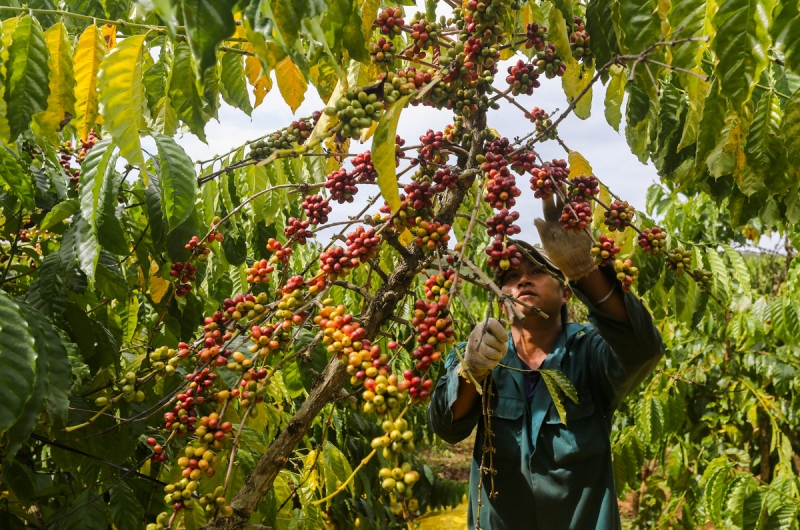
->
[[529, 167, 559, 199], [506, 60, 540, 96], [510, 150, 537, 175], [323, 87, 383, 140], [638, 226, 667, 255], [534, 43, 565, 78], [693, 268, 713, 288], [569, 16, 593, 65], [370, 38, 396, 69], [486, 208, 521, 237], [529, 107, 556, 140], [319, 246, 360, 280], [170, 262, 197, 297], [302, 194, 332, 226], [613, 259, 638, 292], [419, 129, 448, 166], [432, 167, 457, 192], [266, 238, 293, 265], [591, 234, 620, 266], [351, 151, 378, 183], [485, 238, 523, 270], [246, 258, 274, 284], [604, 200, 635, 231], [665, 246, 692, 276], [559, 201, 592, 232]]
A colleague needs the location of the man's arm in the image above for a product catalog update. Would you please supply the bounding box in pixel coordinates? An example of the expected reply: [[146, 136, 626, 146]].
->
[[427, 347, 483, 444], [572, 265, 628, 321]]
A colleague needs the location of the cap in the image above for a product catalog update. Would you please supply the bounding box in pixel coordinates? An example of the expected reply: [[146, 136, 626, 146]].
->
[[501, 239, 565, 283]]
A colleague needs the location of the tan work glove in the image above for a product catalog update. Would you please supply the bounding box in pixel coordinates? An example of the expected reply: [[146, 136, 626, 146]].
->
[[463, 318, 508, 382], [534, 193, 597, 281]]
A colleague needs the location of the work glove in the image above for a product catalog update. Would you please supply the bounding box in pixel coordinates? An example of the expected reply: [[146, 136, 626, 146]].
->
[[463, 318, 508, 382], [533, 192, 597, 281]]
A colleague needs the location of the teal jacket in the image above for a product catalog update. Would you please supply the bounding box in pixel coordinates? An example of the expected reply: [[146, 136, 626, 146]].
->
[[427, 285, 664, 529]]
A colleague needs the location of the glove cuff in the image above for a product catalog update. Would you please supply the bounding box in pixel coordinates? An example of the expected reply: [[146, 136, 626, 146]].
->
[[562, 261, 597, 282]]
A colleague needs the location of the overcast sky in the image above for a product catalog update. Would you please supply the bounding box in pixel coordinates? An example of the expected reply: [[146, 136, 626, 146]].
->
[[173, 3, 661, 246]]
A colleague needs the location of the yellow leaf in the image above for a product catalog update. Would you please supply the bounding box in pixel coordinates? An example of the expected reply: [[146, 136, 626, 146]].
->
[[34, 22, 77, 143], [360, 120, 378, 143], [547, 8, 575, 68], [658, 0, 671, 35], [97, 34, 147, 171], [399, 228, 414, 245], [275, 56, 306, 113], [308, 78, 346, 147], [591, 185, 611, 231], [562, 62, 594, 120], [568, 151, 593, 178], [373, 95, 410, 213], [73, 25, 107, 141], [499, 47, 515, 61], [101, 23, 116, 49], [149, 259, 169, 303], [243, 44, 272, 108], [325, 135, 349, 174], [0, 17, 20, 144], [361, 0, 381, 39]]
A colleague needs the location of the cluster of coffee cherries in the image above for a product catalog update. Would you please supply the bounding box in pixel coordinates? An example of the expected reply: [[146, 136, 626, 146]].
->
[[693, 268, 713, 288], [235, 367, 270, 407], [403, 369, 435, 404], [487, 209, 521, 238], [316, 302, 366, 358], [485, 237, 523, 270], [378, 459, 421, 499], [613, 259, 638, 292], [325, 168, 358, 204], [284, 217, 313, 245], [529, 107, 557, 140], [371, 414, 417, 458], [223, 292, 267, 322], [637, 227, 667, 255], [58, 140, 81, 189], [352, 352, 399, 415], [146, 436, 167, 463], [591, 234, 620, 266], [569, 174, 600, 202], [409, 16, 442, 57], [506, 60, 540, 96], [419, 129, 449, 166], [481, 138, 521, 209], [247, 323, 288, 359], [195, 309, 234, 364], [351, 151, 378, 183], [170, 262, 197, 297], [382, 67, 434, 103], [184, 232, 218, 264], [149, 345, 182, 374], [604, 200, 635, 231], [666, 246, 692, 276], [569, 16, 593, 65], [510, 150, 537, 175], [323, 87, 385, 140], [559, 201, 592, 232], [345, 226, 381, 263], [424, 269, 459, 300], [411, 294, 455, 372], [414, 221, 452, 253], [433, 167, 457, 192], [319, 246, 360, 280], [529, 167, 560, 199], [534, 43, 565, 78], [76, 129, 100, 163], [94, 371, 145, 407], [371, 37, 396, 69], [302, 194, 332, 226], [249, 114, 318, 160], [245, 258, 274, 284], [266, 238, 293, 265], [375, 7, 405, 36], [525, 22, 548, 51]]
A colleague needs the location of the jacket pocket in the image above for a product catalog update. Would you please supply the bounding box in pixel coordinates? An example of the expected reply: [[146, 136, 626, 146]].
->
[[486, 395, 524, 461], [541, 393, 607, 465]]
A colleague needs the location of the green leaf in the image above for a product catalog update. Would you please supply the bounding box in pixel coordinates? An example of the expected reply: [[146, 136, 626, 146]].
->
[[41, 198, 79, 230], [547, 7, 576, 69], [79, 138, 127, 255], [695, 79, 727, 170], [65, 487, 109, 530], [95, 153, 128, 254], [742, 489, 767, 530], [73, 24, 106, 142], [722, 244, 751, 292], [745, 90, 783, 178], [322, 441, 354, 494], [707, 247, 731, 303], [540, 370, 568, 425], [0, 147, 35, 211], [667, 0, 709, 72], [33, 22, 76, 143], [0, 290, 38, 436], [626, 82, 650, 128], [373, 95, 409, 213], [245, 164, 269, 222], [219, 51, 253, 116], [769, 0, 800, 76], [109, 482, 144, 530], [4, 15, 50, 140], [169, 42, 209, 142], [539, 369, 579, 404], [272, 0, 304, 47], [69, 209, 101, 281], [604, 64, 626, 131], [152, 133, 199, 232], [180, 0, 237, 75], [635, 395, 663, 446], [781, 88, 800, 173], [586, 0, 618, 73], [610, 0, 661, 56], [562, 62, 594, 120], [97, 33, 147, 169], [711, 0, 778, 111]]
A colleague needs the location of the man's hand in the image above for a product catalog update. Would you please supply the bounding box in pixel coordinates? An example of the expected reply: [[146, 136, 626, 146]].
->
[[463, 318, 508, 382], [534, 192, 597, 281]]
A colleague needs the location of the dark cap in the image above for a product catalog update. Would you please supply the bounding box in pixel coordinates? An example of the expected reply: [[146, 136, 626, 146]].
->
[[500, 239, 565, 284]]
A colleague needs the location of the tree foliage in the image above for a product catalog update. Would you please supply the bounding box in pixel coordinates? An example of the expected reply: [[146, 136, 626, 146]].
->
[[0, 1, 798, 529]]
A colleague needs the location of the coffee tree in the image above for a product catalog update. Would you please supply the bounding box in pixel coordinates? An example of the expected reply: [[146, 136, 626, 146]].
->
[[0, 0, 799, 529]]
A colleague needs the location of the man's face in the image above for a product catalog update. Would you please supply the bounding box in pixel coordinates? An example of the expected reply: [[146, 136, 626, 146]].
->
[[500, 258, 571, 320]]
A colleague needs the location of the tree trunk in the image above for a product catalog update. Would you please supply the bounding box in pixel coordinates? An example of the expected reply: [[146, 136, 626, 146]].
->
[[759, 411, 771, 482]]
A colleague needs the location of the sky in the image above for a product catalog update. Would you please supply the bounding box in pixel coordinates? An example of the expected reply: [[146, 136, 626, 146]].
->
[[172, 3, 662, 247]]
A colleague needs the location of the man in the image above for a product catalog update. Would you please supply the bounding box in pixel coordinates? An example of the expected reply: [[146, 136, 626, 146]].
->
[[428, 196, 664, 529]]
